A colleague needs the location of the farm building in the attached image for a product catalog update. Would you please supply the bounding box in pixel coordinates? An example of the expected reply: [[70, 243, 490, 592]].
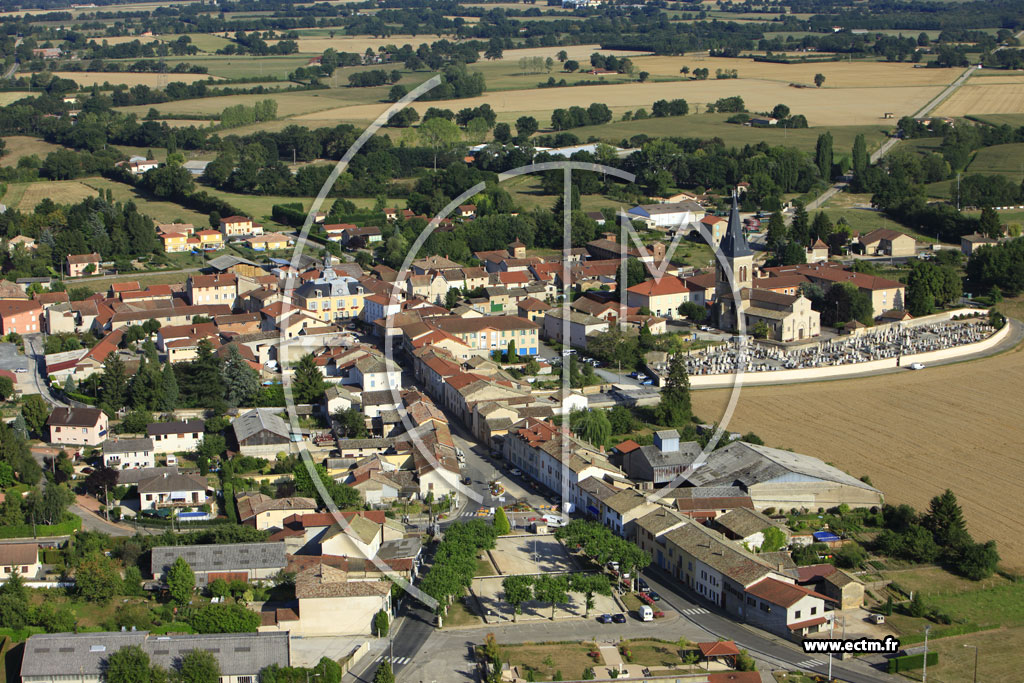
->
[[232, 408, 295, 458]]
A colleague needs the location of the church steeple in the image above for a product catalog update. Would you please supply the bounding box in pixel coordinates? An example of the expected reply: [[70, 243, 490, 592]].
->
[[719, 191, 752, 259]]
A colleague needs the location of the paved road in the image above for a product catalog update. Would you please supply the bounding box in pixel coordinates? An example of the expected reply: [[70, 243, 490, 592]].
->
[[23, 334, 67, 408], [805, 64, 979, 212]]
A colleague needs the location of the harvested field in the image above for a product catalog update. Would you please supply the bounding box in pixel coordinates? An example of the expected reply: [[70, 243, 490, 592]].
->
[[49, 71, 219, 87], [493, 45, 650, 63], [935, 83, 1024, 116], [287, 36, 449, 54], [691, 339, 1024, 570], [79, 177, 210, 226], [632, 55, 961, 88], [0, 92, 32, 106], [118, 84, 387, 118], [0, 136, 67, 165], [291, 80, 944, 127], [7, 180, 98, 210]]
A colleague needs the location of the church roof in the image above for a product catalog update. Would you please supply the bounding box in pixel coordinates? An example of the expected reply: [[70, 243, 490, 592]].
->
[[720, 192, 752, 259]]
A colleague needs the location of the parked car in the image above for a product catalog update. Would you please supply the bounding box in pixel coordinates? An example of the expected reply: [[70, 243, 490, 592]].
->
[[597, 613, 613, 624], [509, 467, 522, 477], [909, 362, 926, 370], [641, 379, 654, 386], [638, 579, 650, 593], [629, 371, 640, 379], [648, 590, 661, 602], [608, 561, 620, 572], [463, 476, 472, 485], [612, 613, 627, 624]]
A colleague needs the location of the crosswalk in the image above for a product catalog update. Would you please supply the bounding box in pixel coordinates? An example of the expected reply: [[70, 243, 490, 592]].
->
[[680, 607, 709, 616], [796, 658, 824, 669], [375, 655, 412, 666]]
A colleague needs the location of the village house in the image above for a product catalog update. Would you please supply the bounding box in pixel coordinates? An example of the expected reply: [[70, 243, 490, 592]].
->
[[0, 543, 41, 581], [219, 215, 263, 238], [147, 419, 204, 456], [246, 233, 293, 251], [47, 407, 108, 447], [541, 308, 608, 348], [429, 316, 540, 356], [151, 542, 287, 587], [66, 253, 101, 278], [232, 408, 295, 458], [137, 469, 209, 511], [627, 200, 706, 230], [235, 492, 317, 530], [858, 228, 916, 257], [0, 299, 42, 335], [187, 273, 238, 307], [626, 277, 695, 319], [102, 438, 155, 470]]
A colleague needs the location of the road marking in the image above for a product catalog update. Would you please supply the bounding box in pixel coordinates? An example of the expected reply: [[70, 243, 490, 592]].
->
[[680, 607, 709, 616], [376, 656, 411, 666], [797, 659, 824, 669]]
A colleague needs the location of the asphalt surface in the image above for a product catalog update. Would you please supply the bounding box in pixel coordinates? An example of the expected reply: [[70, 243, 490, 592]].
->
[[23, 334, 67, 408]]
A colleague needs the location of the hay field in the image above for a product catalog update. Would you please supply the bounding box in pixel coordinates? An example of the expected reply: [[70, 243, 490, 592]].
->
[[494, 45, 651, 63], [935, 83, 1024, 116], [0, 92, 32, 106], [118, 86, 386, 118], [290, 79, 944, 127], [49, 71, 218, 87], [286, 35, 449, 54], [691, 341, 1024, 570], [6, 181, 99, 210], [79, 177, 210, 225], [632, 55, 960, 88], [0, 136, 66, 165]]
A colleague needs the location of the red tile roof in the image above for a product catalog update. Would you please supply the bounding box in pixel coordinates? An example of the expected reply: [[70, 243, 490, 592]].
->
[[698, 641, 740, 657]]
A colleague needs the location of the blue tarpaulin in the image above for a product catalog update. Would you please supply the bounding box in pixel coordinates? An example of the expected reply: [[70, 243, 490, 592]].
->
[[813, 531, 841, 543]]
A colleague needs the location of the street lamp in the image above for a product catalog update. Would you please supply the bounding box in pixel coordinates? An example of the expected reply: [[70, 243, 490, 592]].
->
[[963, 644, 979, 683], [922, 624, 932, 682]]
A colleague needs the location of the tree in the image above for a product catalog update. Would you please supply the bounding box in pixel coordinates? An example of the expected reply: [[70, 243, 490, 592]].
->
[[506, 340, 518, 363], [815, 131, 834, 182], [502, 575, 534, 622], [374, 609, 390, 637], [178, 649, 220, 683], [852, 133, 869, 188], [493, 122, 511, 143], [759, 526, 787, 553], [765, 210, 788, 252], [908, 590, 927, 617], [570, 409, 611, 448], [954, 540, 1000, 580], [0, 376, 12, 402], [923, 489, 970, 550], [167, 556, 195, 606], [293, 353, 327, 404], [515, 116, 538, 141], [373, 659, 395, 683], [533, 574, 569, 620], [638, 71, 649, 82], [493, 507, 511, 535], [790, 201, 810, 246], [835, 541, 868, 569], [654, 355, 691, 428], [556, 50, 568, 62], [106, 645, 159, 683], [22, 394, 51, 438], [222, 345, 260, 407], [100, 352, 128, 412], [570, 573, 612, 617], [979, 206, 1002, 238], [417, 117, 461, 171], [814, 73, 826, 88], [160, 362, 179, 410], [563, 60, 579, 72], [74, 552, 121, 603]]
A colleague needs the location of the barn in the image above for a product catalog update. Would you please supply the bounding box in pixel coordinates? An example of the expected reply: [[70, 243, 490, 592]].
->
[[232, 408, 295, 458]]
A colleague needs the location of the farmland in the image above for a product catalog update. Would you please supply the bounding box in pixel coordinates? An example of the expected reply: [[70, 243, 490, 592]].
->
[[48, 71, 220, 87], [935, 82, 1024, 116], [691, 340, 1024, 570], [2, 180, 98, 210], [288, 79, 945, 127], [814, 191, 939, 243], [0, 136, 67, 166]]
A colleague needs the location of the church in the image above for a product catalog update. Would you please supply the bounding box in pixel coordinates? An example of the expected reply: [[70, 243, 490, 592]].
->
[[715, 194, 821, 342]]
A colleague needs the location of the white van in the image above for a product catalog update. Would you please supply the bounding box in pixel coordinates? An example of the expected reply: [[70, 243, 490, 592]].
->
[[639, 605, 653, 622]]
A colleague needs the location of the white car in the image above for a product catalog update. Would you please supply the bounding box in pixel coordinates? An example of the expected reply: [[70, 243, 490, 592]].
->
[[909, 362, 925, 370], [14, 368, 28, 373], [543, 514, 566, 528]]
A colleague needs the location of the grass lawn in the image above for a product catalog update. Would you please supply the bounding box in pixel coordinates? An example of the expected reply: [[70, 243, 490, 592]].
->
[[443, 593, 479, 628], [3, 180, 99, 210], [0, 136, 67, 165], [566, 114, 890, 156], [71, 270, 206, 294], [620, 591, 643, 612], [965, 142, 1024, 178], [882, 566, 1013, 598], [78, 176, 211, 226], [817, 191, 940, 243], [200, 188, 313, 228], [474, 553, 496, 577], [497, 641, 602, 681], [619, 639, 692, 668], [895, 626, 1024, 682]]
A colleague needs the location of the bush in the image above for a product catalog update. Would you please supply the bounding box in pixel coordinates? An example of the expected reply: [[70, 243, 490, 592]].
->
[[887, 652, 938, 673]]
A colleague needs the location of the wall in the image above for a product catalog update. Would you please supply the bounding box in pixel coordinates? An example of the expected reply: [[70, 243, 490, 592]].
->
[[690, 317, 1007, 389], [295, 594, 387, 635]]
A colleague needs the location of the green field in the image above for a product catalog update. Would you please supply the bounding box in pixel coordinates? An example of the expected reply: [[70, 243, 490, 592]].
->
[[565, 114, 890, 155], [965, 142, 1024, 177], [817, 191, 940, 243], [78, 177, 210, 226], [968, 113, 1024, 127]]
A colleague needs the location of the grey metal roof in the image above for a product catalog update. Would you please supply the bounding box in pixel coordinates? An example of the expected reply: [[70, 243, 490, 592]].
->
[[21, 631, 289, 678], [206, 254, 259, 271], [151, 542, 287, 577], [232, 408, 291, 443], [103, 438, 154, 454], [636, 441, 702, 467], [689, 441, 881, 493], [377, 536, 422, 561]]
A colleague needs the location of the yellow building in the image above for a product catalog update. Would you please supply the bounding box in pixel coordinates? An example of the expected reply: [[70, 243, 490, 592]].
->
[[196, 230, 225, 250], [294, 274, 366, 322], [160, 232, 189, 253]]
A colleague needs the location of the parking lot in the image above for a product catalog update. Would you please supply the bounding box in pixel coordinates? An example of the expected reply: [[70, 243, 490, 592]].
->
[[488, 534, 578, 575], [471, 575, 622, 623]]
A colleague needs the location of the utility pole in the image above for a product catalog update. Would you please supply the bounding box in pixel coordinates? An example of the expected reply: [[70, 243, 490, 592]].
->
[[827, 616, 835, 681]]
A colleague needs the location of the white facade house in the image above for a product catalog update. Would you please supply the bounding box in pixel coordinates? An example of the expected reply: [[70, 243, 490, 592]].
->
[[102, 438, 155, 470], [351, 355, 401, 392], [147, 420, 204, 456]]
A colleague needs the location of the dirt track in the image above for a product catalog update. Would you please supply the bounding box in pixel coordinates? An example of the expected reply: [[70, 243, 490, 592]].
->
[[692, 341, 1024, 570]]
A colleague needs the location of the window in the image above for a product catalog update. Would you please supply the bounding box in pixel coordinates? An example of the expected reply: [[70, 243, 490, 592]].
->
[[811, 607, 817, 615], [794, 610, 801, 619]]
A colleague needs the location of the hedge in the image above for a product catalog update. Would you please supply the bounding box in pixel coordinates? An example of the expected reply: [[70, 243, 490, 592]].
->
[[271, 203, 306, 226], [888, 651, 938, 673], [0, 515, 81, 539]]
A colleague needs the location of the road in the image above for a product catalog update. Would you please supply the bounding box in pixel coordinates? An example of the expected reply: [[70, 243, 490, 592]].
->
[[805, 64, 979, 212], [23, 334, 67, 408]]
